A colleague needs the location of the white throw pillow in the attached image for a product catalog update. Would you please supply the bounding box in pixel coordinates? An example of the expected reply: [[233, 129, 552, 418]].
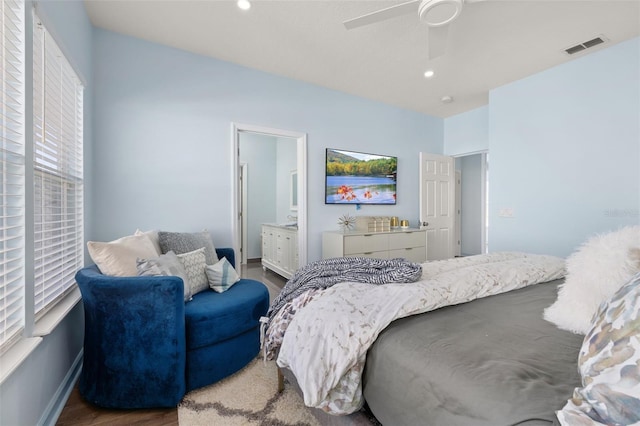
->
[[206, 257, 241, 293], [544, 226, 640, 334], [134, 229, 162, 256], [87, 234, 159, 277]]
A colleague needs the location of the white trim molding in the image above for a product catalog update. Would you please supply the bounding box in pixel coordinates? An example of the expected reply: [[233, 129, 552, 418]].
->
[[0, 337, 42, 385], [230, 123, 308, 268]]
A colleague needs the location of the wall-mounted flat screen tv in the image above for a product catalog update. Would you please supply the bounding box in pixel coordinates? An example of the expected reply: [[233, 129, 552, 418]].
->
[[325, 148, 397, 204]]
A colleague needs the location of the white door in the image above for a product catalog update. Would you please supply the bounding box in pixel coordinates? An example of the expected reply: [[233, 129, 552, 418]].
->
[[419, 152, 455, 260]]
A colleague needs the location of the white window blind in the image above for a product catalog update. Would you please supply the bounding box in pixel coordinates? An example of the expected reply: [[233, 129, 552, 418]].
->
[[0, 0, 25, 352], [32, 13, 83, 317]]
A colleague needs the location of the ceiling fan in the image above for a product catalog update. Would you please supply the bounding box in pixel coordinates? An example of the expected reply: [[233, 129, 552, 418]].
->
[[343, 0, 485, 60]]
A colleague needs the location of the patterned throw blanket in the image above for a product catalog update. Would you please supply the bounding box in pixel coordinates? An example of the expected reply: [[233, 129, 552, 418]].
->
[[260, 257, 422, 361], [266, 257, 423, 327]]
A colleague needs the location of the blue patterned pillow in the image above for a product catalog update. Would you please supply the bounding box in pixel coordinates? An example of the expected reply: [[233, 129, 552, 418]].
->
[[557, 272, 640, 425], [158, 230, 218, 265], [206, 258, 240, 293], [136, 251, 192, 301]]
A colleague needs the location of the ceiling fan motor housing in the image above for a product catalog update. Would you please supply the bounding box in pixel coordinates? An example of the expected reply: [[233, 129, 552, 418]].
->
[[419, 0, 463, 27]]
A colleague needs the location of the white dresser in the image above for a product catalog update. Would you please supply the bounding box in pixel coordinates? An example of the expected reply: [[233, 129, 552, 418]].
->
[[322, 228, 427, 263], [262, 224, 298, 279]]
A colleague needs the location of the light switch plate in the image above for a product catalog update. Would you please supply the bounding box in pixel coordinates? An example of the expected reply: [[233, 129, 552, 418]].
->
[[499, 208, 515, 218]]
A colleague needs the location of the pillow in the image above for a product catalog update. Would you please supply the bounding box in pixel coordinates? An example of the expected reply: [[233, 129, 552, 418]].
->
[[87, 234, 159, 277], [544, 226, 640, 334], [556, 272, 640, 425], [136, 251, 192, 301], [134, 229, 161, 256], [158, 230, 218, 265], [177, 248, 208, 295], [206, 257, 241, 293]]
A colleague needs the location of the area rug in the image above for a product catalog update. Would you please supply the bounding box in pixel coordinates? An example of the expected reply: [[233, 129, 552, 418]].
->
[[178, 357, 320, 426]]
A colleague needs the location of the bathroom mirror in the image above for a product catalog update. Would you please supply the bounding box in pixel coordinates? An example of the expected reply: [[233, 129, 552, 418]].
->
[[290, 170, 298, 211]]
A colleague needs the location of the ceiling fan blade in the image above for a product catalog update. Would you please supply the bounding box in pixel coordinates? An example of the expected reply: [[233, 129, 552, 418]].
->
[[343, 0, 420, 30], [427, 24, 449, 60]]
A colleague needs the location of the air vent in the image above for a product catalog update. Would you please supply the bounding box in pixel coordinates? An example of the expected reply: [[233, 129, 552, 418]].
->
[[564, 36, 607, 55]]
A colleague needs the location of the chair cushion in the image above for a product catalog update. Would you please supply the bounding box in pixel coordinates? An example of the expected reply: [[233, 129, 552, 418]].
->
[[184, 279, 269, 350]]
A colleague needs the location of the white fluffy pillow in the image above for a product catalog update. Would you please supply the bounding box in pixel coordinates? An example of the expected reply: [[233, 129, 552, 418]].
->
[[134, 229, 162, 256], [87, 234, 159, 277], [544, 226, 640, 334]]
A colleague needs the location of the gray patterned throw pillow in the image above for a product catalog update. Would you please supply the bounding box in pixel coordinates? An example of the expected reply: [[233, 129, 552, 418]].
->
[[177, 248, 209, 295], [136, 251, 192, 301], [158, 230, 218, 265]]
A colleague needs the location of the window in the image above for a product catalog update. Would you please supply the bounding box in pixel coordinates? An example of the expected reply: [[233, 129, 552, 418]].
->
[[0, 3, 84, 358], [32, 12, 84, 318], [0, 0, 25, 352]]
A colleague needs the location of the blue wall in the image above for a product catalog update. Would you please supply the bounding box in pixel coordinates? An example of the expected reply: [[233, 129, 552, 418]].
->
[[488, 37, 640, 256], [91, 29, 444, 262], [0, 1, 92, 425], [444, 105, 489, 155]]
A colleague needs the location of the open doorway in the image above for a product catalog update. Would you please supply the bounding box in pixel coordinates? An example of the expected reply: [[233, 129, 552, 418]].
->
[[230, 123, 307, 270], [238, 133, 296, 263], [454, 152, 488, 256]]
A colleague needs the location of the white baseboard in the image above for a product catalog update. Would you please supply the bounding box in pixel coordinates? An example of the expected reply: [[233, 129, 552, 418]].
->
[[39, 349, 83, 426]]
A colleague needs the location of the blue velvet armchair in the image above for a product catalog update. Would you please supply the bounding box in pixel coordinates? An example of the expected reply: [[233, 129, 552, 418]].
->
[[75, 248, 269, 408]]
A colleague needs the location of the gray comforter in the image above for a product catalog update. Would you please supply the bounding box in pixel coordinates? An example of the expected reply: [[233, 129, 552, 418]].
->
[[362, 279, 583, 426]]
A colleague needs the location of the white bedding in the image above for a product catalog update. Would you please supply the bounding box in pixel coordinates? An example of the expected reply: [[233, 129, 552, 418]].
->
[[275, 252, 566, 415]]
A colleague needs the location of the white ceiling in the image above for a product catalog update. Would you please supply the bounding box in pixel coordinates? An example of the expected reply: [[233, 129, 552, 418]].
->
[[84, 0, 640, 118]]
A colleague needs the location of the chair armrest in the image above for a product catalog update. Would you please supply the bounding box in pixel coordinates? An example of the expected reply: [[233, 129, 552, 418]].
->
[[216, 248, 236, 268], [76, 266, 186, 337], [75, 266, 186, 407], [76, 266, 186, 310]]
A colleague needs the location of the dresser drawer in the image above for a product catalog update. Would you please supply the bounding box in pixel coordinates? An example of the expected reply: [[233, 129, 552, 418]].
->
[[388, 231, 426, 250], [389, 246, 426, 263], [343, 234, 388, 255], [346, 251, 389, 260]]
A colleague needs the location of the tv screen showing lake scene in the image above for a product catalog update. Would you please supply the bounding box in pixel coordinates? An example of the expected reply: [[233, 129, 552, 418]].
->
[[325, 148, 397, 204]]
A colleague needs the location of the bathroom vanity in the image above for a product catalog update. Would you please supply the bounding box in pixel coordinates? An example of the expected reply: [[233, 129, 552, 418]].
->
[[261, 223, 298, 279]]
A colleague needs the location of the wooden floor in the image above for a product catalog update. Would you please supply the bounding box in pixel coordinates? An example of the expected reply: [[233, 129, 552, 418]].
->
[[56, 262, 286, 425], [57, 387, 179, 426]]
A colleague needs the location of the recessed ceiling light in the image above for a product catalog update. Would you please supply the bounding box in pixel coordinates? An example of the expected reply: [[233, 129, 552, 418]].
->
[[423, 69, 435, 79], [441, 95, 453, 104], [237, 0, 251, 11]]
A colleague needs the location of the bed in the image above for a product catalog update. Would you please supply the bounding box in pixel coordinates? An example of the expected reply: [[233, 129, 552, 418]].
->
[[264, 233, 640, 426], [362, 278, 582, 425]]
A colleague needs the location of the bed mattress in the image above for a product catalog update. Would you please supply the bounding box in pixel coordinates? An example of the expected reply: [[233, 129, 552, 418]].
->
[[362, 279, 583, 426]]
